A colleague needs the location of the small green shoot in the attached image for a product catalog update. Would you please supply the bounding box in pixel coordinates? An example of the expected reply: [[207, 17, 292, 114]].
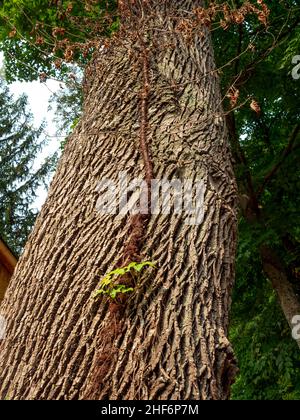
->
[[93, 261, 156, 300]]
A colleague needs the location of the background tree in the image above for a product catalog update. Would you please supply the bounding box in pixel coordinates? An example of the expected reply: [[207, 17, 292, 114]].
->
[[211, 0, 300, 399], [0, 77, 55, 255]]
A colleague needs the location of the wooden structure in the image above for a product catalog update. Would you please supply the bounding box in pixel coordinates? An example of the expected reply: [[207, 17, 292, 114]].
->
[[0, 238, 17, 303]]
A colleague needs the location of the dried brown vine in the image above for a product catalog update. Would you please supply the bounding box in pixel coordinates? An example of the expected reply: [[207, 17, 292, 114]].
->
[[84, 20, 154, 398]]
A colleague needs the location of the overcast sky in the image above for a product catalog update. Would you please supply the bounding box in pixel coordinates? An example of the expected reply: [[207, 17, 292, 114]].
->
[[1, 53, 62, 209]]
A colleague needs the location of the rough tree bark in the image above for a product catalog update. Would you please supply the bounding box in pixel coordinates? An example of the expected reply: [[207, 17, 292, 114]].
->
[[0, 0, 238, 400]]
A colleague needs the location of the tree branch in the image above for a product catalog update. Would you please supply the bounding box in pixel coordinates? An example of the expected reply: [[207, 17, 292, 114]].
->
[[226, 112, 260, 219]]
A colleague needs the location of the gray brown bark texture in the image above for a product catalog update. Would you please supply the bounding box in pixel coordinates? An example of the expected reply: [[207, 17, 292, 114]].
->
[[0, 0, 238, 400]]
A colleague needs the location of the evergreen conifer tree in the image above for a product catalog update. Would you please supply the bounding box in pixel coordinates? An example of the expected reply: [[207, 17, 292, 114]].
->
[[0, 78, 54, 254]]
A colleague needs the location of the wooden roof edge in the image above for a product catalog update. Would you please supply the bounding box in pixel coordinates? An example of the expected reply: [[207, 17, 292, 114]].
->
[[0, 238, 18, 274]]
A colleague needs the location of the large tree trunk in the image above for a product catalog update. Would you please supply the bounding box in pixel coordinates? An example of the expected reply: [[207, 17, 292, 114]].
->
[[0, 0, 238, 400]]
